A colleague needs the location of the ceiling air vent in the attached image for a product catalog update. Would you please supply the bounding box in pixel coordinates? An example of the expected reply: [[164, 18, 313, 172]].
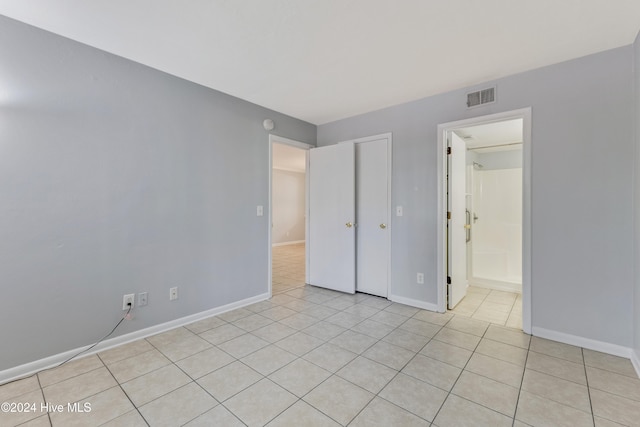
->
[[466, 87, 496, 108]]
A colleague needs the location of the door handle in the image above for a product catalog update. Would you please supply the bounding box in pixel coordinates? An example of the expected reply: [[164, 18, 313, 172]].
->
[[346, 222, 353, 228], [380, 223, 387, 229]]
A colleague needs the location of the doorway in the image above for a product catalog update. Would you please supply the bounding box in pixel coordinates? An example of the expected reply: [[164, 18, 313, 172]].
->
[[268, 136, 313, 296], [437, 109, 532, 333]]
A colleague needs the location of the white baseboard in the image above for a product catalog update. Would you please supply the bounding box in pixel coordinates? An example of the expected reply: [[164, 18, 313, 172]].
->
[[470, 278, 522, 294], [272, 240, 305, 247], [0, 292, 270, 384], [389, 295, 441, 312], [531, 326, 632, 359], [631, 348, 640, 378]]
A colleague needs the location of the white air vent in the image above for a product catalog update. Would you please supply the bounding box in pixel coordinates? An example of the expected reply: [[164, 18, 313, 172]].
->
[[466, 87, 496, 108]]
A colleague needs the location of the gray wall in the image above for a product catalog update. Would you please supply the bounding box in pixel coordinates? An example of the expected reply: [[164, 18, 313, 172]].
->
[[634, 31, 640, 359], [272, 169, 306, 244], [318, 47, 635, 347], [0, 16, 316, 371]]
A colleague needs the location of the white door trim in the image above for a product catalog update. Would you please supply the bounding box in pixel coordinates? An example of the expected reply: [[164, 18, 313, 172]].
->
[[436, 109, 532, 334], [268, 135, 313, 297], [339, 133, 393, 298]]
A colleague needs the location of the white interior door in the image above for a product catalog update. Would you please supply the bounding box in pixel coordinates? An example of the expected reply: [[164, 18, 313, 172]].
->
[[448, 133, 468, 308], [308, 142, 356, 293], [356, 139, 389, 297]]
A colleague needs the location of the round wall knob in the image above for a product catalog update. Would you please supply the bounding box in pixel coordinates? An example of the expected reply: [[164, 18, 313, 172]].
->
[[346, 222, 353, 228], [380, 223, 387, 229]]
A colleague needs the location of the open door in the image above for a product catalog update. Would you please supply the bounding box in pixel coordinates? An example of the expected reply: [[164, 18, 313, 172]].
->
[[448, 133, 468, 308], [308, 142, 356, 293]]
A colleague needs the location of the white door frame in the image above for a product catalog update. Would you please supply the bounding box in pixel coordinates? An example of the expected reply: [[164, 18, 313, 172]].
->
[[268, 135, 313, 297], [339, 133, 393, 298], [436, 108, 532, 334]]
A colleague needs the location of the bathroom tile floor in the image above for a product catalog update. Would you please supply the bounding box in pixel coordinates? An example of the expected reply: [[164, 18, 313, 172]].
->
[[1, 246, 637, 426], [451, 286, 523, 329]]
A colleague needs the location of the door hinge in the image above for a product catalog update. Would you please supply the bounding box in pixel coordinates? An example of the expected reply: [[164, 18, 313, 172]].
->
[[447, 147, 452, 155], [447, 276, 451, 285], [447, 211, 451, 220]]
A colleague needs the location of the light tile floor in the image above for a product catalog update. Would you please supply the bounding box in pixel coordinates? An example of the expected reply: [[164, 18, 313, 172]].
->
[[451, 286, 523, 329], [1, 246, 637, 426], [272, 243, 306, 295]]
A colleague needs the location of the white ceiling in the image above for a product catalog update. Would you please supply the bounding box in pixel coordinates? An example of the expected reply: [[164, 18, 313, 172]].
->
[[1, 1, 639, 125], [455, 118, 523, 150]]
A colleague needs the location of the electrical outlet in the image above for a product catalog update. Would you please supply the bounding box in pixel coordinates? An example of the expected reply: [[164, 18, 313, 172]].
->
[[417, 273, 424, 284], [123, 294, 135, 310], [169, 287, 178, 301], [138, 292, 148, 306]]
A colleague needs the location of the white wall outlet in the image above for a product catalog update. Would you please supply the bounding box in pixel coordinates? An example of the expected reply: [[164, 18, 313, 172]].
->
[[257, 205, 263, 216], [417, 273, 424, 284], [396, 206, 403, 216], [169, 287, 178, 301], [123, 294, 135, 310], [138, 292, 148, 306]]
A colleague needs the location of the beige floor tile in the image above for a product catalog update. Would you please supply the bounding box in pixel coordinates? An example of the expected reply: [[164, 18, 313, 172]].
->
[[271, 294, 299, 306], [337, 356, 397, 394], [198, 323, 246, 345], [175, 346, 235, 379], [302, 321, 347, 341], [584, 349, 638, 378], [530, 337, 583, 363], [412, 310, 454, 326], [19, 415, 51, 427], [476, 338, 528, 366], [101, 410, 148, 427], [505, 312, 523, 329], [594, 386, 640, 424], [434, 328, 481, 351], [433, 394, 513, 427], [120, 364, 191, 407], [185, 316, 227, 334], [266, 400, 341, 427], [107, 349, 171, 383], [445, 316, 490, 337], [275, 331, 324, 356], [384, 303, 421, 318], [303, 343, 357, 372], [0, 375, 40, 402], [382, 329, 431, 352], [516, 390, 594, 427], [245, 300, 276, 313], [402, 354, 461, 391], [303, 304, 340, 320], [368, 311, 408, 328], [43, 367, 117, 406], [471, 309, 509, 325], [260, 306, 298, 321], [279, 313, 320, 330], [0, 389, 44, 426], [98, 340, 154, 365], [184, 405, 245, 427], [420, 339, 473, 368], [217, 308, 253, 323], [252, 322, 297, 343], [217, 333, 269, 358], [351, 319, 396, 339], [452, 371, 519, 417], [594, 416, 626, 427], [350, 396, 429, 427], [360, 297, 393, 310], [38, 355, 104, 387], [139, 382, 217, 427], [362, 341, 415, 370], [49, 386, 133, 427], [147, 333, 212, 362], [145, 327, 194, 347], [241, 345, 297, 376], [526, 351, 587, 385], [269, 358, 331, 397], [303, 375, 373, 425], [465, 352, 524, 388], [484, 325, 530, 349], [476, 300, 513, 313], [379, 373, 448, 422], [397, 318, 442, 338], [225, 378, 297, 427], [342, 303, 381, 318], [329, 330, 378, 354], [587, 366, 640, 401], [521, 369, 591, 413], [232, 313, 274, 332], [196, 361, 262, 402]]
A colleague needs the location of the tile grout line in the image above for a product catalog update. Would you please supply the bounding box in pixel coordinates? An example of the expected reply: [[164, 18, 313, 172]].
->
[[510, 332, 532, 427], [581, 348, 596, 426]]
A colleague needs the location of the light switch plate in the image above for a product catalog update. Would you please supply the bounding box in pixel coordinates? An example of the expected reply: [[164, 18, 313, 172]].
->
[[396, 206, 403, 216], [257, 205, 264, 216]]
